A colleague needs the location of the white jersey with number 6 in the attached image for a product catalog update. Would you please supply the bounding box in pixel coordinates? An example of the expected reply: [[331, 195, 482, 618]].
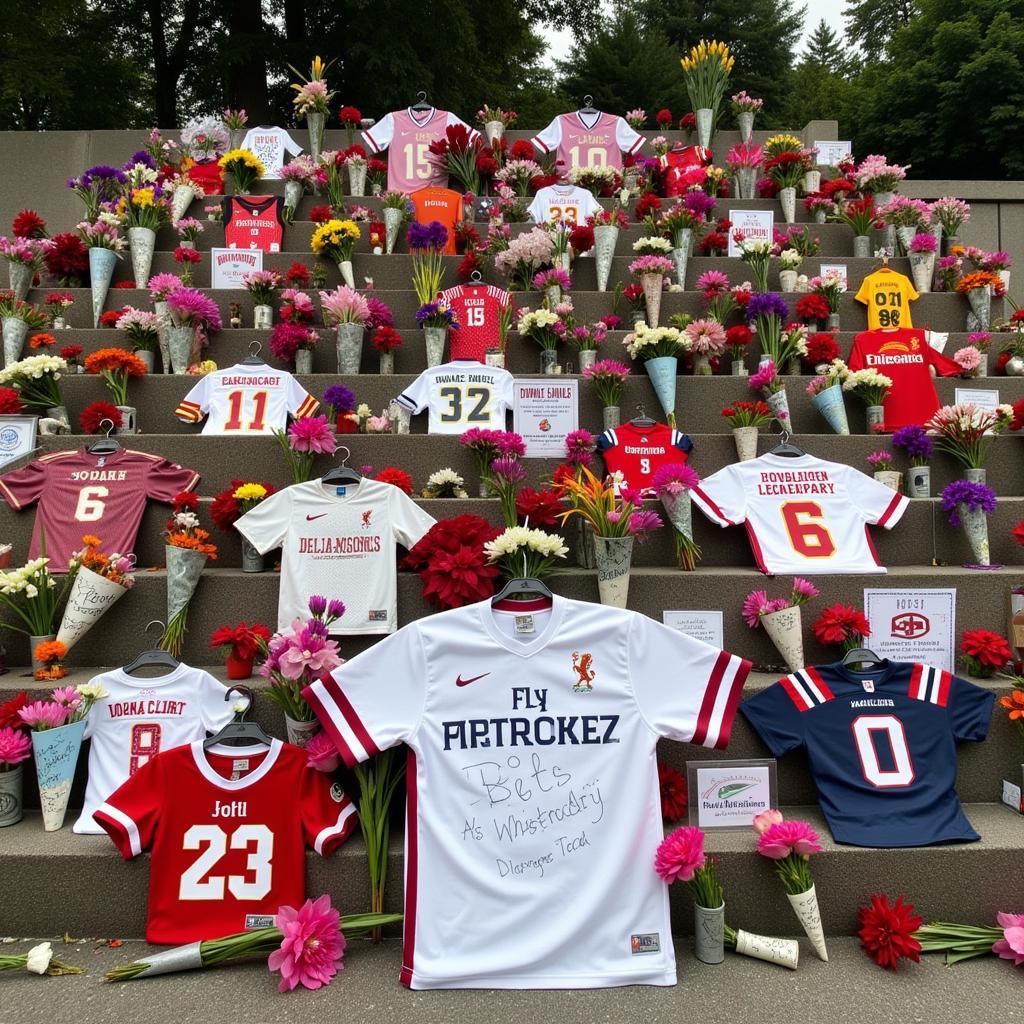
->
[[396, 360, 514, 434], [74, 663, 235, 833]]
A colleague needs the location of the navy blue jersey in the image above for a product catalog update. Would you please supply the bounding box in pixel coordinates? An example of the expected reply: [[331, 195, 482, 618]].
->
[[740, 661, 993, 847]]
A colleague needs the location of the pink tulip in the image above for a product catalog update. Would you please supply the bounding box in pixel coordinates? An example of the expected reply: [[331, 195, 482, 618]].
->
[[752, 808, 784, 835]]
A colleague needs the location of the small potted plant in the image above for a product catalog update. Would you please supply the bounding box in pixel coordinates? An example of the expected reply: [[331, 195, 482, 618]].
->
[[722, 400, 773, 461], [892, 425, 934, 498], [210, 621, 271, 679], [866, 450, 901, 492], [372, 325, 402, 374], [843, 368, 893, 433]]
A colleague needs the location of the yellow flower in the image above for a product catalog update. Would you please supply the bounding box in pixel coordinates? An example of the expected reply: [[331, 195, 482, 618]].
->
[[218, 148, 266, 178], [233, 483, 268, 502], [310, 55, 327, 80], [131, 187, 154, 208]]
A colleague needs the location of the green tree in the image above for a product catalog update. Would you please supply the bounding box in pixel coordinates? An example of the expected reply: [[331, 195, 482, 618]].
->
[[802, 19, 857, 77], [556, 11, 690, 115], [627, 0, 806, 122], [785, 19, 859, 128], [844, 0, 918, 60]]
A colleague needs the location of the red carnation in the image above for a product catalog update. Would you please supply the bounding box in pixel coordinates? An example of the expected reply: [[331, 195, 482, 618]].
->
[[0, 690, 29, 730], [0, 387, 22, 414], [658, 763, 688, 821], [210, 622, 271, 661], [1013, 521, 1024, 546], [343, 143, 367, 161], [372, 326, 402, 352], [803, 333, 840, 366], [680, 112, 696, 131], [210, 489, 240, 532], [757, 177, 779, 199], [726, 325, 752, 349], [457, 250, 484, 281], [569, 224, 594, 254], [656, 108, 673, 127], [812, 603, 871, 648], [44, 231, 88, 284], [172, 490, 199, 512], [699, 231, 728, 254], [99, 308, 126, 327], [402, 514, 502, 610], [821, 178, 856, 200], [375, 466, 414, 495], [12, 209, 46, 238], [635, 192, 662, 222], [600, 314, 621, 330], [515, 487, 563, 527], [795, 293, 831, 323], [338, 105, 362, 126], [475, 151, 498, 176], [60, 344, 83, 362], [174, 246, 201, 265], [510, 140, 536, 161], [309, 205, 333, 224], [960, 628, 1012, 678], [285, 262, 311, 286], [79, 401, 123, 434], [858, 894, 922, 971], [1009, 398, 1024, 431]]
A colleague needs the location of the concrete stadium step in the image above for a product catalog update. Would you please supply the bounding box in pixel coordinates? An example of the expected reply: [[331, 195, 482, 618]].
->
[[32, 284, 1000, 336], [7, 667, 1017, 810], [50, 371, 1024, 440], [5, 488, 1022, 573], [0, 565, 1019, 668], [2, 802, 1018, 938], [26, 431, 1024, 497], [6, 934, 1021, 1024]]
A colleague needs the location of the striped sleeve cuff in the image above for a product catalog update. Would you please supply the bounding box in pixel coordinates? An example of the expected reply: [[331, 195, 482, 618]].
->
[[94, 802, 142, 859], [530, 135, 548, 154], [692, 652, 752, 750], [878, 491, 909, 529], [295, 395, 319, 418], [0, 478, 22, 509], [627, 135, 645, 155], [303, 675, 381, 769], [690, 485, 734, 527], [175, 400, 202, 423], [313, 800, 358, 856], [361, 129, 382, 154]]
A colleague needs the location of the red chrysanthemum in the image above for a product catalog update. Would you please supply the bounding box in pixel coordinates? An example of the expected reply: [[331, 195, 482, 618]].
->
[[812, 603, 871, 647], [658, 762, 688, 821], [172, 490, 200, 512], [726, 325, 752, 349], [795, 293, 831, 323], [79, 401, 123, 435], [285, 262, 311, 286], [0, 387, 22, 414], [210, 489, 241, 532], [44, 231, 88, 283], [803, 332, 840, 366], [375, 466, 414, 495], [476, 150, 498, 176], [338, 105, 362, 126], [857, 894, 922, 971], [656, 108, 673, 127], [510, 139, 536, 161], [960, 629, 1012, 676], [12, 209, 46, 238], [0, 690, 29, 729], [635, 192, 662, 222], [98, 309, 124, 327], [402, 514, 502, 609], [569, 224, 595, 254], [515, 486, 564, 528], [1008, 398, 1024, 431]]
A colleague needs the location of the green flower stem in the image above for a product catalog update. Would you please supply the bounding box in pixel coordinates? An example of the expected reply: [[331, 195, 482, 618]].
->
[[774, 852, 815, 895]]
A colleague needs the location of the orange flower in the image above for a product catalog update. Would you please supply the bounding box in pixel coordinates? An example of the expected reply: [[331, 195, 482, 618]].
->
[[34, 665, 68, 681], [81, 534, 102, 548], [29, 332, 56, 349], [999, 690, 1024, 721], [84, 347, 149, 377], [956, 271, 1001, 293], [33, 639, 68, 664], [167, 533, 218, 558]]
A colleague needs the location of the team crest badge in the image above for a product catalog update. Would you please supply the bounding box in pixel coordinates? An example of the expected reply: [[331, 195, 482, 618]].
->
[[572, 651, 596, 693], [361, 510, 373, 528]]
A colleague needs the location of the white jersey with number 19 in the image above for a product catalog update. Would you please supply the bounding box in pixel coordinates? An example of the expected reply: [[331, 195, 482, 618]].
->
[[304, 595, 751, 989]]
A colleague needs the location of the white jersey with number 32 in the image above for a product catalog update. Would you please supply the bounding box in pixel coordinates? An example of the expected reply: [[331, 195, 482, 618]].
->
[[396, 360, 514, 434]]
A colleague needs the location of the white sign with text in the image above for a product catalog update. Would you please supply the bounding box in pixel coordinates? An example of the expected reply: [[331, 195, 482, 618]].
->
[[863, 588, 956, 674], [211, 247, 263, 289], [728, 210, 775, 257], [512, 379, 579, 457]]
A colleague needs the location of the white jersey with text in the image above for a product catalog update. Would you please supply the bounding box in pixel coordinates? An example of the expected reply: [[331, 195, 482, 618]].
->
[[74, 663, 235, 834], [235, 478, 436, 632], [691, 451, 908, 575], [304, 595, 751, 989], [240, 126, 303, 179], [396, 360, 514, 434], [175, 363, 318, 435], [527, 184, 602, 226]]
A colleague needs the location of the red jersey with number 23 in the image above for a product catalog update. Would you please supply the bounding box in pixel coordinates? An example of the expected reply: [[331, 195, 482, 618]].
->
[[439, 284, 511, 362], [95, 740, 357, 944], [597, 422, 692, 495], [221, 195, 286, 252]]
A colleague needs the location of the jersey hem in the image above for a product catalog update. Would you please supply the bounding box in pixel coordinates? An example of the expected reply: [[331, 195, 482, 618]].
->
[[402, 967, 677, 989]]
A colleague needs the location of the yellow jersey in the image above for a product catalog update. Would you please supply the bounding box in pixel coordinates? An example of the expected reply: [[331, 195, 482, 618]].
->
[[855, 268, 919, 330]]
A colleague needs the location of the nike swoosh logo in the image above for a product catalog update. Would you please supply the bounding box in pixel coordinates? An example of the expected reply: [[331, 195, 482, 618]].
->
[[306, 513, 328, 521], [456, 673, 490, 687]]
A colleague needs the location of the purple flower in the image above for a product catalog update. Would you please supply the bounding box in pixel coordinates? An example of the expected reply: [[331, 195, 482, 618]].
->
[[322, 384, 355, 414], [940, 480, 997, 526], [490, 456, 526, 484], [746, 292, 789, 321], [628, 508, 663, 540], [306, 617, 330, 638], [683, 191, 716, 218], [327, 598, 346, 621], [565, 428, 595, 466], [307, 594, 327, 616], [365, 297, 394, 330], [406, 220, 448, 251], [126, 151, 156, 170], [891, 425, 933, 461]]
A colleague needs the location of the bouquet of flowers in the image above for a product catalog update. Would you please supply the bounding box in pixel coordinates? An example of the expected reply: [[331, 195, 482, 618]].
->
[[494, 159, 542, 197], [0, 557, 63, 640], [833, 195, 877, 238], [56, 535, 136, 651], [210, 480, 276, 535], [406, 220, 448, 303], [854, 155, 908, 193], [84, 348, 148, 407], [680, 39, 734, 143], [310, 219, 360, 285], [402, 514, 503, 609], [274, 415, 337, 484], [280, 288, 315, 324], [742, 579, 818, 671], [421, 467, 469, 499], [930, 196, 971, 239], [67, 165, 127, 220], [567, 165, 620, 198], [459, 428, 524, 497], [959, 628, 1012, 678], [926, 402, 1014, 469], [428, 124, 485, 194], [484, 526, 568, 581], [629, 255, 674, 327], [160, 492, 217, 657], [0, 354, 67, 415], [892, 424, 933, 467], [843, 367, 893, 428], [652, 463, 701, 570], [941, 480, 997, 566], [804, 358, 850, 434], [812, 603, 871, 652], [795, 293, 830, 326], [583, 357, 631, 414], [683, 318, 726, 372], [809, 270, 847, 313], [243, 270, 282, 308], [738, 238, 773, 292], [289, 56, 336, 120], [494, 226, 555, 291], [746, 292, 790, 364], [623, 322, 686, 424], [115, 308, 160, 357]]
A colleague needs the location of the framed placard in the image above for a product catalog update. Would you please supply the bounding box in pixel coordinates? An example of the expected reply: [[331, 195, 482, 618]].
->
[[863, 588, 955, 673], [954, 387, 1000, 414], [815, 141, 852, 166], [819, 263, 848, 290], [211, 247, 263, 288], [662, 610, 724, 650], [0, 415, 38, 468], [512, 379, 578, 457], [686, 759, 778, 830], [727, 210, 774, 257]]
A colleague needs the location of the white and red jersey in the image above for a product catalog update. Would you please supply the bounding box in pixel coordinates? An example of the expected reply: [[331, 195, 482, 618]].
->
[[527, 184, 601, 226], [235, 478, 435, 632], [304, 595, 751, 989], [660, 146, 712, 197], [0, 448, 199, 568], [363, 108, 477, 193], [439, 285, 511, 362], [175, 363, 318, 435], [396, 360, 515, 434], [95, 739, 357, 944], [597, 422, 693, 495], [221, 195, 286, 252], [240, 126, 303, 179], [691, 451, 909, 575], [74, 663, 235, 834], [847, 328, 961, 431], [531, 111, 643, 174]]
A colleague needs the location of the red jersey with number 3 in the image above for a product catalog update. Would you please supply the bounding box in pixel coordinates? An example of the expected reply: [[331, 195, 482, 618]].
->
[[95, 740, 357, 943], [221, 195, 285, 252], [0, 448, 199, 568], [847, 328, 961, 431], [691, 451, 909, 575], [439, 284, 511, 362], [597, 422, 692, 495]]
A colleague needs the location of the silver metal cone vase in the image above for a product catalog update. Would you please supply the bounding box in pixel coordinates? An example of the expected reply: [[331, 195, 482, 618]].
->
[[384, 208, 403, 255], [128, 227, 156, 288], [336, 322, 364, 374], [165, 545, 208, 623], [593, 226, 617, 292], [8, 262, 32, 302], [960, 507, 990, 565]]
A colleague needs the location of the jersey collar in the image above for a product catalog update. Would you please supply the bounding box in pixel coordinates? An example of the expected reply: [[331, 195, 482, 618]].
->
[[830, 658, 899, 688], [478, 594, 566, 658], [191, 738, 282, 790], [407, 106, 437, 128]]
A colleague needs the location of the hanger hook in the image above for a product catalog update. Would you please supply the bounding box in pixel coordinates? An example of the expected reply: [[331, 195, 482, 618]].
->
[[144, 620, 166, 645], [416, 90, 427, 104], [336, 445, 350, 465], [248, 340, 262, 357], [100, 418, 115, 439], [225, 684, 255, 717], [583, 94, 594, 107], [469, 269, 483, 283]]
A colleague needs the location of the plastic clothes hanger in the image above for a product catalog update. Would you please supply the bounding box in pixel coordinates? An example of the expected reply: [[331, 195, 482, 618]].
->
[[411, 92, 432, 112], [122, 620, 179, 674], [768, 427, 805, 458], [630, 403, 656, 428], [321, 445, 362, 485], [203, 685, 272, 749], [86, 418, 122, 455], [241, 341, 266, 365], [491, 552, 553, 604], [578, 95, 598, 116], [841, 647, 885, 668]]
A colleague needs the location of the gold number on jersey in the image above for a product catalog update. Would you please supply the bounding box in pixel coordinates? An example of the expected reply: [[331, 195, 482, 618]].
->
[[404, 142, 432, 181], [568, 146, 607, 169], [780, 501, 837, 558]]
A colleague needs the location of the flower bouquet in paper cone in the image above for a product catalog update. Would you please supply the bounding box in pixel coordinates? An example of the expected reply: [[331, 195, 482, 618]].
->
[[623, 322, 687, 426], [721, 400, 773, 460], [742, 580, 818, 672], [160, 492, 217, 657], [941, 480, 997, 567], [56, 536, 135, 651], [754, 810, 828, 961], [652, 463, 701, 570]]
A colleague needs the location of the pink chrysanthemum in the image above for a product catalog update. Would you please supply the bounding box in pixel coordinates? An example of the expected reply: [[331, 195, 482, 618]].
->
[[268, 894, 345, 992], [651, 462, 700, 498], [165, 286, 222, 330], [757, 819, 823, 860], [0, 726, 32, 766], [494, 431, 526, 458], [654, 825, 706, 884], [288, 415, 337, 455], [17, 701, 69, 730], [629, 508, 663, 541], [742, 589, 771, 628], [792, 577, 819, 601]]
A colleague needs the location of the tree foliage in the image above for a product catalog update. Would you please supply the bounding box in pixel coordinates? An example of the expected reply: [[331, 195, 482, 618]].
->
[[844, 0, 917, 60]]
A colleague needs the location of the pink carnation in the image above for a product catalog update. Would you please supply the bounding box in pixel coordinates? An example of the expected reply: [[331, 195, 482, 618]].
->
[[0, 726, 32, 766], [288, 415, 337, 455], [752, 808, 784, 835], [993, 912, 1024, 967], [757, 819, 823, 859], [654, 825, 706, 884]]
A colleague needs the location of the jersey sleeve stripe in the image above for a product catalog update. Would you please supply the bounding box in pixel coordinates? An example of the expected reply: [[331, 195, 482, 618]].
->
[[175, 401, 202, 422], [779, 673, 814, 711], [935, 670, 952, 707], [295, 395, 319, 419], [908, 663, 926, 700], [627, 135, 644, 155], [183, 469, 200, 491], [313, 800, 357, 856], [877, 492, 909, 528], [303, 677, 362, 767], [361, 128, 383, 153], [399, 748, 419, 988], [93, 802, 142, 858], [395, 392, 417, 412], [690, 649, 731, 746], [707, 654, 752, 749], [0, 478, 23, 509], [802, 666, 834, 702], [530, 135, 549, 153], [690, 485, 733, 527]]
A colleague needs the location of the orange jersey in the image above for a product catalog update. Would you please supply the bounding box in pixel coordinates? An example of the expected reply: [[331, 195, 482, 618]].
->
[[854, 268, 919, 330], [410, 187, 462, 255]]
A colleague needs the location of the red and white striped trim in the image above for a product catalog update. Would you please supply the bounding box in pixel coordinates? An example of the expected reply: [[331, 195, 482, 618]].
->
[[304, 675, 381, 769], [175, 400, 202, 423], [399, 748, 419, 987], [690, 484, 734, 527], [627, 134, 645, 155], [877, 491, 909, 529], [0, 477, 23, 509], [313, 799, 357, 856], [294, 395, 319, 419], [362, 126, 384, 154], [908, 663, 952, 707], [779, 667, 836, 712], [93, 801, 142, 858], [691, 651, 752, 749]]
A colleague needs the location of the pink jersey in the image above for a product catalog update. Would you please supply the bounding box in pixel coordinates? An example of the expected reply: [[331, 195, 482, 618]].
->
[[363, 108, 477, 193], [439, 284, 511, 362], [531, 111, 643, 174]]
